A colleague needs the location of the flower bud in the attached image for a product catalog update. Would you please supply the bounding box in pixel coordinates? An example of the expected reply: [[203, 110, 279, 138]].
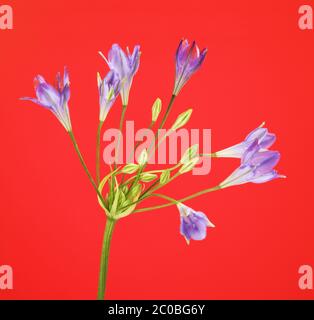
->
[[179, 157, 199, 174], [160, 170, 171, 185], [140, 173, 157, 182], [128, 183, 142, 200], [152, 98, 162, 122], [121, 185, 129, 194], [171, 109, 193, 130], [137, 149, 148, 166], [180, 144, 199, 164], [122, 163, 139, 174]]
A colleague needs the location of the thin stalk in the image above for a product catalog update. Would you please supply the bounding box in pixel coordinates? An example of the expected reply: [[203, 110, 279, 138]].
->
[[114, 105, 127, 170], [147, 94, 176, 157], [133, 186, 221, 213], [97, 218, 116, 300], [96, 121, 104, 185], [139, 169, 181, 200], [158, 94, 176, 131], [136, 94, 176, 194], [199, 153, 217, 157], [119, 172, 181, 212], [68, 131, 106, 208], [120, 121, 154, 184]]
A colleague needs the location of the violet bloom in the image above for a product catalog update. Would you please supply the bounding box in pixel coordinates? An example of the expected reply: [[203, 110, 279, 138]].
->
[[99, 44, 140, 106], [220, 140, 285, 188], [21, 68, 72, 131], [174, 39, 207, 96], [177, 203, 215, 244], [215, 123, 276, 158], [97, 70, 121, 122]]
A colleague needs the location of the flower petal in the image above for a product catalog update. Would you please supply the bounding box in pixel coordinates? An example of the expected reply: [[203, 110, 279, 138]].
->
[[260, 133, 276, 149], [20, 97, 51, 109], [250, 170, 279, 183], [245, 127, 267, 142]]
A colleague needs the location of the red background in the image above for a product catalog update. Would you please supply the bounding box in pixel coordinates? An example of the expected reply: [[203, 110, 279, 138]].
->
[[0, 0, 313, 299]]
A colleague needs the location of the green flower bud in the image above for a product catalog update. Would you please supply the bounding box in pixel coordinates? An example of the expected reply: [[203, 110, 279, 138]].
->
[[118, 189, 126, 206], [122, 163, 139, 174], [160, 170, 171, 185], [128, 183, 142, 200], [140, 173, 158, 182], [171, 109, 193, 130], [179, 157, 200, 174], [152, 98, 162, 122], [180, 144, 199, 164], [137, 149, 148, 166], [121, 185, 129, 194]]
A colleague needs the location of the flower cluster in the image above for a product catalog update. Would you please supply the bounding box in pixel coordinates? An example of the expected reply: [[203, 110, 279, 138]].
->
[[21, 39, 284, 299]]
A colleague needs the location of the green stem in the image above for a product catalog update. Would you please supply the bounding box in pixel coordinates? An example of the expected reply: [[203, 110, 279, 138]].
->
[[97, 218, 116, 300], [199, 153, 217, 157], [139, 170, 180, 200], [68, 131, 106, 208], [120, 121, 154, 184], [151, 193, 179, 204], [147, 94, 176, 157], [114, 105, 128, 170], [134, 186, 221, 213], [135, 94, 176, 190], [158, 94, 176, 131], [96, 121, 104, 186]]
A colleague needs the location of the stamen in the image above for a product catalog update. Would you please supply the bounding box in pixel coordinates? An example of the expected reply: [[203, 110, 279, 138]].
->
[[259, 121, 266, 128], [98, 51, 109, 66]]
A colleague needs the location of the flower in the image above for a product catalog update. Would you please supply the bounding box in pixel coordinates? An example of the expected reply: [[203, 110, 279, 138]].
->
[[215, 123, 276, 158], [99, 44, 141, 106], [220, 140, 285, 188], [177, 203, 215, 244], [97, 70, 121, 122], [174, 39, 207, 96], [21, 67, 72, 131]]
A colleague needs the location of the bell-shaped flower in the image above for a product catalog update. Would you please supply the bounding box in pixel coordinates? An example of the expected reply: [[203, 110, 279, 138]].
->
[[220, 140, 285, 188], [21, 67, 72, 131], [215, 123, 276, 158], [177, 203, 215, 244], [99, 44, 140, 106], [97, 70, 121, 122], [174, 39, 207, 96]]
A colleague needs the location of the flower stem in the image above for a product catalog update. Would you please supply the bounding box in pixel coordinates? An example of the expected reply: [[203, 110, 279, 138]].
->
[[158, 94, 176, 131], [120, 121, 154, 184], [199, 153, 217, 157], [68, 131, 106, 208], [96, 121, 104, 186], [97, 218, 116, 300], [114, 104, 128, 170], [133, 185, 221, 213], [147, 94, 176, 158]]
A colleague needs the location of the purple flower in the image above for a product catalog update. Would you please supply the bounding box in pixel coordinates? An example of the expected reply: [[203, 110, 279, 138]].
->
[[174, 39, 207, 96], [220, 140, 285, 188], [97, 70, 121, 122], [21, 68, 72, 131], [215, 123, 276, 158], [99, 44, 141, 106], [177, 203, 215, 244]]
